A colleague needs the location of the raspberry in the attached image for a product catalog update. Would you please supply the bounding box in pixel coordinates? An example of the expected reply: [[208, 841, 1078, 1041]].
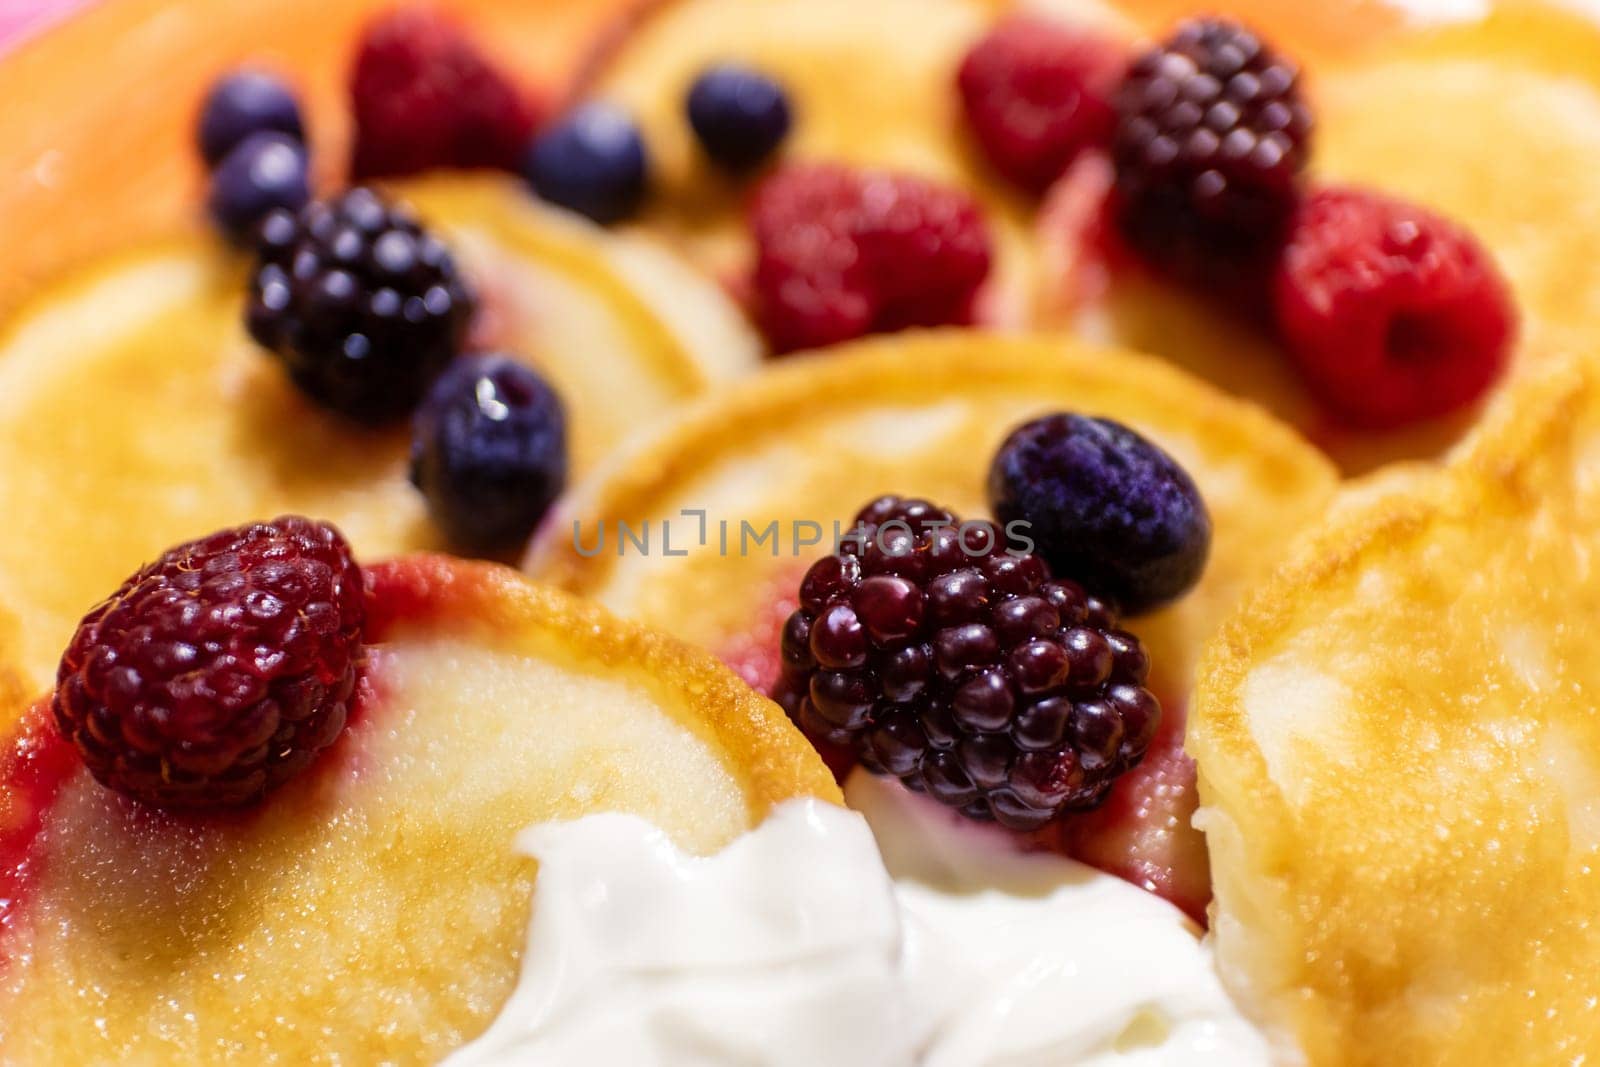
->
[[350, 8, 540, 180], [777, 496, 1160, 831], [749, 164, 993, 353], [988, 413, 1211, 615], [52, 518, 365, 810], [1273, 186, 1516, 428], [246, 187, 476, 423], [1112, 18, 1311, 290], [957, 17, 1123, 194]]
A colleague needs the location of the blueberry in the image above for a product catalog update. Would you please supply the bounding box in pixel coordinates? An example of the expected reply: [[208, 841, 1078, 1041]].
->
[[522, 103, 648, 223], [198, 71, 305, 167], [987, 413, 1211, 615], [686, 64, 792, 170], [410, 355, 568, 554], [207, 133, 311, 243]]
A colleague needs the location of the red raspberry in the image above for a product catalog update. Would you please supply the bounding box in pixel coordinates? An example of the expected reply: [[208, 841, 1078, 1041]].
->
[[957, 17, 1123, 194], [1273, 186, 1516, 428], [52, 518, 365, 810], [350, 8, 541, 180], [749, 164, 993, 353]]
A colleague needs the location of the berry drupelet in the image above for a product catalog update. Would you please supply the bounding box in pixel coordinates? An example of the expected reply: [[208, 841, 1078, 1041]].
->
[[246, 187, 476, 423], [197, 70, 305, 167], [988, 413, 1210, 615], [410, 355, 569, 555], [687, 64, 793, 171], [1112, 17, 1312, 291], [776, 496, 1160, 831], [523, 103, 650, 224], [52, 517, 365, 810]]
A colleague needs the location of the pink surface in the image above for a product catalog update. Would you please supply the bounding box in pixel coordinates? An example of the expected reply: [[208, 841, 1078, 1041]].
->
[[0, 0, 94, 55]]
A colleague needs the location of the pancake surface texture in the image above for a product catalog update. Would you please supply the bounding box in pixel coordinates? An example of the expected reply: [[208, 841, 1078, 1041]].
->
[[1192, 359, 1600, 1066]]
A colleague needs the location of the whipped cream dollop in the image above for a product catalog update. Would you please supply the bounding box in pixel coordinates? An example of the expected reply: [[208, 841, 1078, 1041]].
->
[[445, 770, 1269, 1066]]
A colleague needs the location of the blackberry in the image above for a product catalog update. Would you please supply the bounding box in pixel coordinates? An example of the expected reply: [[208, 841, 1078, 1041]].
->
[[1112, 18, 1311, 290], [53, 517, 364, 810], [246, 187, 476, 423], [776, 496, 1160, 831], [988, 413, 1211, 615]]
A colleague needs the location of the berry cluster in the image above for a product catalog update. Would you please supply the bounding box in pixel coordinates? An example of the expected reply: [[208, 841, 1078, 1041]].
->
[[777, 496, 1160, 831], [954, 14, 1512, 427], [53, 518, 364, 810]]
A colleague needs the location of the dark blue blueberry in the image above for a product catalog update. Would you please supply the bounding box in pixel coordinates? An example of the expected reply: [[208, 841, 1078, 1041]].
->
[[987, 413, 1211, 615], [207, 133, 311, 243], [198, 71, 305, 167], [522, 103, 648, 224], [409, 355, 568, 554], [686, 64, 792, 170]]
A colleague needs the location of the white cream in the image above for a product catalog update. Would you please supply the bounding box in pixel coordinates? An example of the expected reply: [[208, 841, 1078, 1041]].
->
[[445, 771, 1269, 1066]]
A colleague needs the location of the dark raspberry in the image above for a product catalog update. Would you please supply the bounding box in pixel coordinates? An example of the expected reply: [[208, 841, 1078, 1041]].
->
[[1273, 186, 1516, 429], [350, 8, 540, 179], [52, 517, 364, 810], [988, 413, 1210, 615], [687, 64, 793, 171], [207, 133, 311, 244], [197, 70, 305, 168], [1112, 18, 1311, 291], [776, 496, 1159, 831], [246, 187, 476, 424], [749, 163, 992, 353], [409, 354, 568, 554], [523, 103, 650, 224], [956, 17, 1123, 194]]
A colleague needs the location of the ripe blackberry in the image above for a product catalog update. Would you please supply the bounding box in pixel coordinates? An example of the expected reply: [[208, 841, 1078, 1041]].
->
[[777, 496, 1160, 831], [1112, 18, 1311, 290], [52, 517, 365, 810], [246, 188, 476, 423]]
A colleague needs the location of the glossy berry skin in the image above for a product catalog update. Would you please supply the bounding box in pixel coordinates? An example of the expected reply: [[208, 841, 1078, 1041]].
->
[[1274, 186, 1515, 429], [409, 355, 568, 554], [749, 163, 992, 352], [956, 17, 1123, 193], [197, 70, 305, 167], [776, 496, 1160, 832], [206, 133, 311, 243], [1112, 18, 1311, 292], [988, 414, 1210, 616], [350, 8, 540, 179], [52, 517, 364, 811], [687, 65, 793, 170], [523, 103, 649, 224], [246, 188, 476, 424]]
